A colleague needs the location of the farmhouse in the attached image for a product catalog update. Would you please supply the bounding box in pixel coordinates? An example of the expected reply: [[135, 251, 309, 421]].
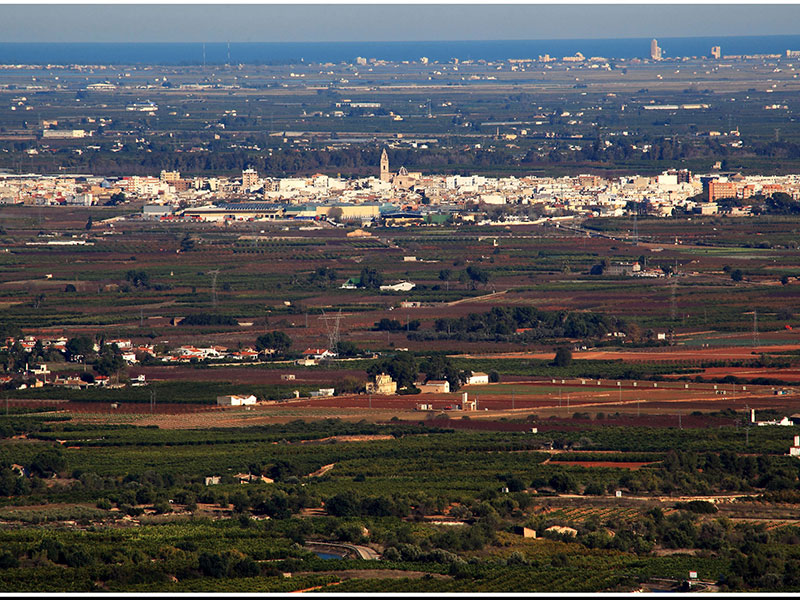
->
[[302, 348, 337, 360], [416, 380, 450, 393], [380, 281, 416, 292], [309, 388, 335, 397], [465, 371, 489, 385], [365, 373, 397, 395], [605, 262, 641, 276], [216, 394, 258, 406]]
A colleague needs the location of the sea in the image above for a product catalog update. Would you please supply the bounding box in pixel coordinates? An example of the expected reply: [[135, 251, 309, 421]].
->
[[2, 35, 800, 65]]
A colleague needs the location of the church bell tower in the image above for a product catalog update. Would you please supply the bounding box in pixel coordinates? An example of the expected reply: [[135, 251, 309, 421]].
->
[[380, 148, 390, 182]]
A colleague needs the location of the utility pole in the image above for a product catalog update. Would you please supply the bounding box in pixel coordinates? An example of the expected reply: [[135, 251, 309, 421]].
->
[[670, 280, 677, 321], [745, 404, 750, 446], [753, 309, 760, 349], [208, 269, 220, 309]]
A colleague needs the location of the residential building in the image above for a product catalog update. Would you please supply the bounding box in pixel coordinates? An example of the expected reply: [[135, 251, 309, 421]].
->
[[416, 380, 450, 393], [217, 394, 258, 406], [366, 373, 397, 395], [465, 372, 489, 385]]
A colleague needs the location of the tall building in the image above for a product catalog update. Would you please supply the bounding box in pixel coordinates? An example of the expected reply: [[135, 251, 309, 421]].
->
[[160, 170, 180, 183], [379, 148, 391, 182], [650, 39, 662, 61], [241, 168, 259, 189], [711, 46, 722, 60]]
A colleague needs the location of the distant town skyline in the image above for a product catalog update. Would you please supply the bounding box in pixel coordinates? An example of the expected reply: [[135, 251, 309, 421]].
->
[[0, 4, 799, 44]]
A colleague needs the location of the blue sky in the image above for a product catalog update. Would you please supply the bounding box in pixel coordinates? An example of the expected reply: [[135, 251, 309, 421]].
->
[[1, 4, 799, 43]]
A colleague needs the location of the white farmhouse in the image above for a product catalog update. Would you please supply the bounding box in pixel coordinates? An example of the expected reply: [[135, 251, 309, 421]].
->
[[217, 394, 258, 406]]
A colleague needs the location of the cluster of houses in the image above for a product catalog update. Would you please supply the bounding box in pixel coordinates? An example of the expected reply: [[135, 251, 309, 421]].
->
[[2, 335, 325, 367], [6, 158, 800, 226]]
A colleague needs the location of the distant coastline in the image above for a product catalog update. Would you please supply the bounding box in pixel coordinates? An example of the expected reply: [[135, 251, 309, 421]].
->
[[2, 35, 800, 65]]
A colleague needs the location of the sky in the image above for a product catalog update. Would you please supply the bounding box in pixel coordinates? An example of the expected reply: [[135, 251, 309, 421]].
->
[[1, 3, 800, 43]]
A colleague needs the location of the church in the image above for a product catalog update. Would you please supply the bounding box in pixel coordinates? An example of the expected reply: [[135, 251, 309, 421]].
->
[[379, 148, 422, 190]]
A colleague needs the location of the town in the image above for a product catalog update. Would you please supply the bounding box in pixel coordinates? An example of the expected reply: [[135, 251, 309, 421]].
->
[[3, 161, 800, 224]]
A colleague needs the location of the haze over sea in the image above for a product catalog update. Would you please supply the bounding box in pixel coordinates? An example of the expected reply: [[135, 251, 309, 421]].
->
[[3, 35, 800, 65]]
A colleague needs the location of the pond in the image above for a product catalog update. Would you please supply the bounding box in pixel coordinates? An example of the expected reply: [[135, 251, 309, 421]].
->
[[313, 551, 345, 560]]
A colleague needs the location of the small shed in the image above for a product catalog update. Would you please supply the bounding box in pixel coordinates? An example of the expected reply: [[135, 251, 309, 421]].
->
[[513, 526, 537, 539]]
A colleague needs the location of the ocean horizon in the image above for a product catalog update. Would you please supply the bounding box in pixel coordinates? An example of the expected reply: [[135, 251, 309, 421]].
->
[[2, 35, 800, 65]]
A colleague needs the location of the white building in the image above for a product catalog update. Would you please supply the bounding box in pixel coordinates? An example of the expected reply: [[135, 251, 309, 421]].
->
[[217, 394, 257, 406], [466, 372, 489, 385], [380, 281, 416, 292]]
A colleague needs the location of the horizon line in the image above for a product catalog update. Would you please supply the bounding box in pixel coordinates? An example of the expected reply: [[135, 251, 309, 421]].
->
[[3, 33, 800, 45]]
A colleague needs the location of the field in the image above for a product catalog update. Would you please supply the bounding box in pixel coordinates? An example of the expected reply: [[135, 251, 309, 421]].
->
[[5, 202, 800, 592]]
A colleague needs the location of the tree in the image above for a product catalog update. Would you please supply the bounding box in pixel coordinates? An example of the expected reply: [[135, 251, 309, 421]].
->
[[180, 233, 195, 252], [781, 275, 789, 286], [107, 191, 126, 206], [65, 336, 95, 361], [255, 331, 292, 354], [267, 460, 302, 482], [93, 344, 126, 378], [125, 270, 150, 289], [30, 449, 67, 477], [420, 355, 466, 391], [359, 267, 384, 289], [85, 216, 93, 231], [366, 353, 418, 389], [731, 269, 744, 283], [465, 265, 490, 289], [375, 318, 403, 332], [553, 347, 573, 368], [438, 269, 452, 291], [334, 340, 361, 358]]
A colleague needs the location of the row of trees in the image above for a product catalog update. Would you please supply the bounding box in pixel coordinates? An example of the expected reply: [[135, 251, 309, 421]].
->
[[366, 353, 469, 392], [431, 306, 620, 341]]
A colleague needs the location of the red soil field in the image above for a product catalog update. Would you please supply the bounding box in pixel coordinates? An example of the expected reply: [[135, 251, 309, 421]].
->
[[456, 343, 800, 363], [7, 399, 221, 415]]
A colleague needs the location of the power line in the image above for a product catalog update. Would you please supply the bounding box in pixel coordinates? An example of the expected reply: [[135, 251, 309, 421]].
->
[[319, 309, 343, 353]]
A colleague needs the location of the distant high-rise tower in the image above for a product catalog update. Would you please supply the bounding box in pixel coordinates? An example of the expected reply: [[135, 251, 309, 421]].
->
[[241, 168, 259, 189], [650, 39, 662, 61], [379, 148, 391, 182], [711, 45, 721, 60]]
